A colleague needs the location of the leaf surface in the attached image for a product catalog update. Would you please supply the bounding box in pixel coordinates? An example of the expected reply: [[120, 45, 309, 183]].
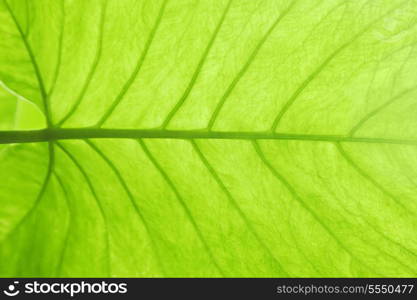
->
[[1, 0, 417, 277]]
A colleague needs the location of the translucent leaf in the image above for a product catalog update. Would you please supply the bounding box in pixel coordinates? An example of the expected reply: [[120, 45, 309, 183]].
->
[[1, 0, 417, 277]]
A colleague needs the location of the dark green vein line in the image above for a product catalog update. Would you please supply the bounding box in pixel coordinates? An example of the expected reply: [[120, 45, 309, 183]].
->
[[23, 0, 30, 36], [252, 140, 378, 274], [335, 143, 410, 213], [56, 142, 111, 276], [95, 0, 169, 127], [1, 128, 417, 146], [53, 171, 72, 277], [0, 142, 54, 244], [270, 0, 410, 132], [161, 0, 233, 129], [190, 140, 289, 276], [137, 139, 225, 276], [349, 85, 417, 136], [349, 36, 417, 137], [3, 0, 51, 127], [47, 1, 66, 98], [85, 139, 166, 276], [56, 0, 108, 128], [334, 165, 417, 273], [206, 0, 297, 130]]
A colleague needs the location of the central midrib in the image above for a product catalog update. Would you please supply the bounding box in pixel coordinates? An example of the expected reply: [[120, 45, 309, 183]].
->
[[0, 128, 416, 146]]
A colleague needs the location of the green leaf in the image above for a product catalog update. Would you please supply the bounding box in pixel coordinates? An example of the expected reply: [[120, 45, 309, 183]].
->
[[1, 0, 417, 277], [0, 85, 45, 130]]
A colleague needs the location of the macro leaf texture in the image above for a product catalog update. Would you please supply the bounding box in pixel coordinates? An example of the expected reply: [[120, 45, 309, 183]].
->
[[0, 0, 417, 277]]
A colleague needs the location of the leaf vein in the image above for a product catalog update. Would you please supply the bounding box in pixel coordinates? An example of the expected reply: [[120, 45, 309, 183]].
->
[[57, 1, 108, 127], [161, 0, 233, 129], [0, 142, 54, 244], [252, 140, 377, 274], [95, 0, 169, 127], [3, 0, 51, 126], [53, 171, 72, 277], [137, 139, 225, 276], [56, 142, 111, 276], [270, 0, 411, 132], [85, 139, 166, 276], [190, 139, 289, 276], [207, 0, 297, 130]]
